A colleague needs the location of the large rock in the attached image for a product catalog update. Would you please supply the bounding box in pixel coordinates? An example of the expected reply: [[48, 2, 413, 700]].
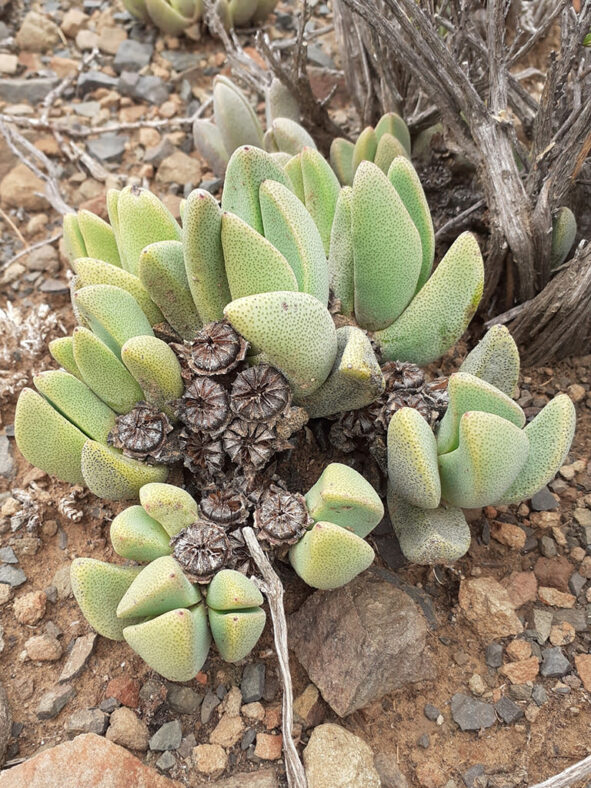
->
[[0, 734, 182, 787], [289, 570, 435, 716], [0, 77, 60, 105], [0, 164, 48, 211], [303, 724, 380, 788], [15, 12, 60, 52], [458, 576, 523, 640], [195, 770, 278, 787]]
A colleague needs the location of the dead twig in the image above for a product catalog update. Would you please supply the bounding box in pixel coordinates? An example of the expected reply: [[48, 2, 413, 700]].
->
[[1, 231, 62, 271]]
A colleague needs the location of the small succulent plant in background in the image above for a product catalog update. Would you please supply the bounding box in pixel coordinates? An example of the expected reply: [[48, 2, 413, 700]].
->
[[71, 466, 382, 679], [123, 0, 277, 36]]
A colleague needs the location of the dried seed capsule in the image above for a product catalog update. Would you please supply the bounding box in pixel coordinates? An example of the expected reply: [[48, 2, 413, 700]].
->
[[180, 430, 225, 477], [382, 360, 425, 392], [230, 364, 291, 422], [178, 321, 248, 376], [253, 486, 312, 545], [109, 402, 172, 460], [200, 487, 249, 526], [177, 377, 229, 433], [222, 420, 278, 469], [170, 521, 231, 583]]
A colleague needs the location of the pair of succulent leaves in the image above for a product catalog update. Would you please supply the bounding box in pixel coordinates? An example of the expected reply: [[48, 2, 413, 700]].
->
[[72, 464, 383, 680], [122, 0, 277, 35], [385, 325, 576, 565]]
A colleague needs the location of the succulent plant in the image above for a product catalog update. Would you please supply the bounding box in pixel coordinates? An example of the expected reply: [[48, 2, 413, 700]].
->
[[122, 0, 277, 36], [550, 206, 577, 270], [193, 76, 308, 177], [330, 113, 412, 186], [386, 327, 576, 564], [71, 468, 382, 679]]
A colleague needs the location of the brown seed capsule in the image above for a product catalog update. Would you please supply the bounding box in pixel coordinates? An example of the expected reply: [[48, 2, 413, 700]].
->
[[109, 402, 172, 459], [222, 420, 277, 469], [180, 430, 225, 477], [382, 360, 425, 392], [176, 378, 229, 433], [184, 321, 248, 376], [200, 487, 249, 526], [253, 486, 312, 545], [230, 365, 291, 422], [170, 521, 231, 583]]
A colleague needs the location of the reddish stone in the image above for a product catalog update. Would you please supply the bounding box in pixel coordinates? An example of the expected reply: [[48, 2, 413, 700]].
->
[[501, 571, 538, 608], [533, 556, 573, 592], [575, 654, 591, 691], [538, 586, 575, 608], [491, 521, 526, 549], [105, 676, 140, 708], [254, 733, 283, 761], [195, 671, 208, 685], [500, 656, 539, 684], [0, 733, 182, 787], [264, 705, 282, 731]]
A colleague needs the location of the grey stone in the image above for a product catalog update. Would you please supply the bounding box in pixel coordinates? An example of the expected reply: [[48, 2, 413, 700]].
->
[[149, 719, 182, 751], [156, 750, 176, 771], [99, 697, 119, 713], [177, 733, 196, 760], [531, 685, 548, 706], [0, 77, 60, 105], [241, 663, 265, 704], [200, 691, 220, 724], [144, 138, 176, 167], [39, 278, 69, 295], [241, 727, 256, 750], [463, 765, 485, 788], [532, 608, 553, 644], [495, 696, 524, 724], [139, 678, 166, 704], [87, 134, 128, 163], [200, 178, 223, 194], [0, 436, 14, 479], [77, 70, 118, 96], [540, 536, 557, 558], [0, 547, 17, 564], [289, 570, 435, 716], [531, 487, 558, 511], [540, 647, 571, 677], [508, 684, 532, 701], [73, 101, 100, 118], [167, 685, 200, 714], [65, 708, 108, 736], [451, 693, 496, 731], [0, 565, 26, 587], [552, 608, 587, 632], [59, 633, 96, 682], [374, 752, 409, 788], [418, 733, 430, 748], [52, 564, 72, 599], [485, 643, 503, 668], [36, 684, 75, 719], [423, 703, 441, 722], [161, 50, 200, 71], [0, 682, 11, 767], [568, 572, 586, 597], [118, 71, 170, 105], [113, 39, 153, 73]]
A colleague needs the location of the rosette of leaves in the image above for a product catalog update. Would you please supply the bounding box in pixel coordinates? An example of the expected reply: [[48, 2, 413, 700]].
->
[[329, 112, 412, 186], [122, 0, 277, 36], [71, 467, 382, 679], [193, 76, 309, 177], [385, 327, 576, 564]]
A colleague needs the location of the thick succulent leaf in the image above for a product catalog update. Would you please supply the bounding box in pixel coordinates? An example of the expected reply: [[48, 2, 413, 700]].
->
[[139, 482, 199, 537], [121, 335, 184, 419], [145, 0, 194, 34], [81, 440, 168, 501], [34, 370, 116, 444], [115, 184, 182, 275], [352, 161, 422, 331], [221, 211, 298, 300], [300, 147, 340, 256], [387, 407, 441, 509], [304, 461, 384, 538], [387, 486, 471, 565], [192, 118, 229, 178], [73, 284, 154, 357], [327, 186, 354, 315], [206, 569, 263, 611], [551, 207, 577, 269], [228, 0, 259, 25], [351, 127, 378, 175], [330, 138, 355, 186], [299, 325, 384, 418], [269, 152, 292, 167], [71, 559, 142, 641], [259, 178, 329, 305], [251, 0, 277, 23], [437, 372, 525, 456], [267, 118, 316, 155], [172, 0, 201, 17], [224, 291, 337, 399], [77, 210, 122, 268], [375, 112, 411, 156], [123, 604, 211, 682], [15, 388, 86, 485], [183, 189, 231, 323], [106, 189, 122, 259], [412, 123, 443, 161], [289, 521, 374, 590], [388, 156, 435, 290], [459, 325, 520, 398], [122, 0, 151, 21], [62, 214, 87, 267], [117, 555, 200, 619], [438, 411, 529, 508], [221, 145, 291, 235], [265, 77, 300, 124], [111, 505, 172, 563], [74, 257, 164, 326], [213, 76, 263, 156], [72, 327, 144, 414], [209, 608, 266, 662], [375, 232, 484, 364], [499, 394, 576, 504], [138, 240, 202, 339], [373, 133, 408, 175], [49, 336, 82, 379], [284, 154, 305, 202]]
